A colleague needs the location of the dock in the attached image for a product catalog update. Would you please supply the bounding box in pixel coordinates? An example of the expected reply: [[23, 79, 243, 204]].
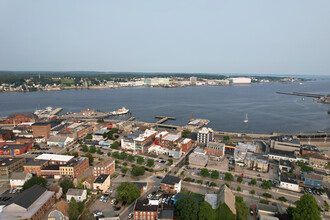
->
[[126, 116, 135, 121], [49, 108, 63, 115], [277, 92, 323, 98], [155, 116, 176, 124]]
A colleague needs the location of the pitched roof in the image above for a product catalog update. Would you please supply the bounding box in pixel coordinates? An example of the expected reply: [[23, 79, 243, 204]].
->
[[67, 189, 86, 196], [10, 172, 30, 180], [8, 112, 37, 119], [218, 185, 236, 215], [83, 175, 96, 185], [11, 184, 47, 209], [161, 175, 181, 185]]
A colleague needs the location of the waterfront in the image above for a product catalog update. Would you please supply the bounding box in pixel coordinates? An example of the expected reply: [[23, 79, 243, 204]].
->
[[0, 80, 329, 134]]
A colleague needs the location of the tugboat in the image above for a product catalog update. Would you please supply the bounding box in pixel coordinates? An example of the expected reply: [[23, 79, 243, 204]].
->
[[244, 113, 248, 124], [112, 107, 130, 115]]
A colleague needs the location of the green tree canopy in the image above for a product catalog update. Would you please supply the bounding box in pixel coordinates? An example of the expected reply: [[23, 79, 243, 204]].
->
[[182, 129, 191, 138], [198, 201, 215, 220], [175, 197, 199, 220], [68, 198, 80, 220], [292, 194, 321, 220], [211, 170, 219, 179], [261, 180, 272, 189], [235, 196, 249, 220], [89, 146, 96, 153], [116, 182, 141, 204], [168, 159, 173, 166], [131, 166, 145, 176], [137, 156, 144, 164], [146, 159, 154, 167], [96, 149, 102, 154], [237, 176, 243, 183], [81, 144, 88, 152], [112, 151, 120, 158], [224, 172, 234, 181], [84, 153, 94, 165], [119, 152, 127, 160], [201, 168, 210, 177], [60, 179, 74, 194], [23, 176, 47, 190], [251, 179, 256, 185], [127, 155, 135, 162], [121, 167, 129, 174]]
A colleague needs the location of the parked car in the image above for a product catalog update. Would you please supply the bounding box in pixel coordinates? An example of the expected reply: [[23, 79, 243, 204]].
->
[[111, 198, 116, 204], [99, 195, 104, 202], [103, 197, 108, 202], [114, 206, 121, 211], [128, 212, 133, 219], [114, 200, 119, 205]]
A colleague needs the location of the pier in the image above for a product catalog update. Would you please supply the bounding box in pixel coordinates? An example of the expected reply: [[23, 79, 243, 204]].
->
[[277, 91, 323, 98], [49, 108, 63, 115], [155, 116, 176, 124]]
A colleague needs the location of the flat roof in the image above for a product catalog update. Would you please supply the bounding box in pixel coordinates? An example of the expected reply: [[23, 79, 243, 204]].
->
[[35, 154, 74, 162], [0, 157, 25, 167]]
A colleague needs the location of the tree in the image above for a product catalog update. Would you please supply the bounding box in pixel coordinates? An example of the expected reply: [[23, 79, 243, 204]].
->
[[137, 156, 144, 164], [237, 176, 243, 183], [237, 186, 241, 191], [96, 149, 102, 154], [235, 196, 249, 220], [278, 196, 287, 202], [60, 179, 74, 194], [107, 152, 111, 156], [112, 151, 120, 159], [127, 155, 135, 162], [198, 201, 215, 220], [68, 198, 80, 220], [210, 182, 217, 187], [197, 180, 203, 184], [251, 179, 256, 185], [223, 136, 230, 142], [110, 141, 120, 149], [201, 168, 210, 177], [89, 146, 96, 153], [184, 177, 192, 182], [182, 129, 191, 138], [261, 180, 272, 189], [116, 182, 141, 204], [224, 172, 234, 181], [146, 159, 154, 167], [180, 171, 185, 176], [292, 194, 321, 220], [250, 190, 255, 194], [84, 153, 94, 165], [23, 176, 47, 190], [97, 118, 104, 123], [85, 134, 92, 139], [211, 170, 219, 179], [168, 159, 173, 166], [185, 161, 189, 166], [263, 193, 272, 198], [72, 152, 79, 158], [131, 166, 145, 176], [175, 197, 199, 220], [121, 167, 129, 174], [81, 145, 88, 152], [119, 152, 127, 160], [123, 162, 128, 166]]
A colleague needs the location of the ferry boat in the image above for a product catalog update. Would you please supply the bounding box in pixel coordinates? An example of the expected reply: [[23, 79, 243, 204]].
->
[[243, 113, 248, 124], [112, 107, 130, 115]]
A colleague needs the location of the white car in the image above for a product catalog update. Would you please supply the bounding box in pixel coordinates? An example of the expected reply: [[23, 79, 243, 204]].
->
[[128, 212, 133, 219], [111, 198, 116, 204], [147, 194, 152, 199], [99, 195, 104, 202]]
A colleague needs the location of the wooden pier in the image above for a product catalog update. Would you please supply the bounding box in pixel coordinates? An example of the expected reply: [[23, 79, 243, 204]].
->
[[155, 116, 176, 124]]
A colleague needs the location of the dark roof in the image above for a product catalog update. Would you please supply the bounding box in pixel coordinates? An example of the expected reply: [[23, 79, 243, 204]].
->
[[0, 143, 30, 150], [279, 160, 293, 167], [132, 182, 147, 190], [304, 173, 323, 181], [0, 157, 25, 167], [161, 175, 181, 185], [269, 149, 296, 158], [158, 209, 174, 219], [280, 175, 298, 184], [94, 174, 109, 184], [42, 164, 60, 171], [309, 153, 327, 160], [0, 129, 12, 134], [25, 158, 48, 166], [63, 157, 87, 167], [134, 199, 158, 212], [32, 122, 51, 126], [144, 141, 154, 148], [11, 184, 47, 209], [8, 112, 37, 119]]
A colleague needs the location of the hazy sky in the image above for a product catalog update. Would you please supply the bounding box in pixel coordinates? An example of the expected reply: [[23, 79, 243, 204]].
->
[[0, 0, 329, 75]]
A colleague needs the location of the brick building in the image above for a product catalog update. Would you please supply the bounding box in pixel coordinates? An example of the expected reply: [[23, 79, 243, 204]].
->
[[205, 142, 225, 157], [59, 157, 89, 178], [178, 138, 192, 153], [0, 157, 26, 179], [0, 129, 15, 141], [134, 199, 158, 220], [308, 153, 328, 169], [32, 122, 51, 140], [160, 175, 181, 194], [3, 112, 38, 125], [24, 158, 48, 176], [93, 158, 115, 177], [0, 143, 32, 155]]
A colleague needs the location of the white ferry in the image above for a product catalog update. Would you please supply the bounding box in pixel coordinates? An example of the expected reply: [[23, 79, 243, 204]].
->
[[112, 107, 130, 115]]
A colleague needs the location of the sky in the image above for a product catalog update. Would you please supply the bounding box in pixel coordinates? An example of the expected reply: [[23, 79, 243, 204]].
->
[[0, 0, 330, 76]]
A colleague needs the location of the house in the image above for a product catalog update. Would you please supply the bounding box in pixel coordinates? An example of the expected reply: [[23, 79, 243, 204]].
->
[[83, 175, 96, 190], [279, 175, 300, 192], [205, 142, 225, 157], [132, 182, 148, 196], [304, 173, 323, 188], [133, 199, 158, 220], [308, 153, 328, 169], [66, 189, 87, 202], [161, 175, 181, 194], [0, 157, 26, 179], [48, 186, 63, 200], [93, 174, 110, 193], [48, 200, 69, 220], [47, 135, 73, 148], [10, 172, 32, 189], [93, 158, 115, 177], [0, 184, 55, 220]]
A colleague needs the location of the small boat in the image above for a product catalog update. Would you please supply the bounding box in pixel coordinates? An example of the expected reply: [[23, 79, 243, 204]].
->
[[112, 107, 130, 115], [243, 113, 248, 124], [302, 98, 305, 101]]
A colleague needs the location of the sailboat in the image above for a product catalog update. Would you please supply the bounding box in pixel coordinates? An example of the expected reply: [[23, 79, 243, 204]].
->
[[244, 113, 248, 124]]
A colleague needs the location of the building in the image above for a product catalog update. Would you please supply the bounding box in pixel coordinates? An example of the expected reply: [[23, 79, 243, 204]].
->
[[0, 184, 55, 220], [206, 142, 225, 157], [93, 174, 110, 193], [189, 151, 208, 167], [133, 199, 158, 220], [279, 175, 300, 192], [300, 145, 320, 156], [268, 149, 298, 162], [10, 172, 32, 189], [47, 135, 73, 148], [3, 112, 38, 124], [24, 158, 48, 176], [256, 203, 281, 220], [66, 189, 87, 202], [35, 154, 74, 165], [132, 182, 148, 196], [304, 173, 323, 188], [32, 122, 51, 140], [0, 157, 26, 179], [59, 157, 89, 178], [177, 138, 192, 153], [270, 136, 301, 152], [48, 200, 69, 220], [218, 185, 236, 215], [82, 175, 96, 190], [227, 77, 251, 84], [161, 175, 181, 194], [0, 129, 15, 141], [0, 143, 32, 155], [279, 160, 293, 173], [308, 153, 328, 169], [160, 134, 181, 148], [40, 164, 61, 179], [93, 158, 115, 177], [197, 127, 213, 145]]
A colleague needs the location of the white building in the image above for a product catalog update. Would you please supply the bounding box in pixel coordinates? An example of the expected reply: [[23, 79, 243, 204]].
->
[[10, 172, 33, 189], [197, 127, 213, 145], [227, 77, 251, 84], [66, 189, 87, 202], [279, 176, 300, 192]]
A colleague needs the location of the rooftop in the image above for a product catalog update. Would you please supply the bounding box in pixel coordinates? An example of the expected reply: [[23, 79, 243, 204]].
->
[[309, 153, 327, 160], [67, 189, 86, 196], [134, 199, 158, 212], [0, 143, 30, 150], [161, 175, 181, 185], [42, 164, 60, 171], [48, 135, 69, 143], [94, 174, 109, 184], [10, 184, 47, 209], [8, 112, 37, 119], [0, 157, 25, 167], [279, 159, 293, 167], [304, 173, 323, 181], [269, 149, 296, 158], [10, 172, 30, 180], [158, 209, 174, 219], [25, 158, 48, 166], [132, 182, 147, 190], [94, 158, 114, 168], [280, 175, 298, 184], [63, 157, 87, 167], [35, 154, 74, 162]]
